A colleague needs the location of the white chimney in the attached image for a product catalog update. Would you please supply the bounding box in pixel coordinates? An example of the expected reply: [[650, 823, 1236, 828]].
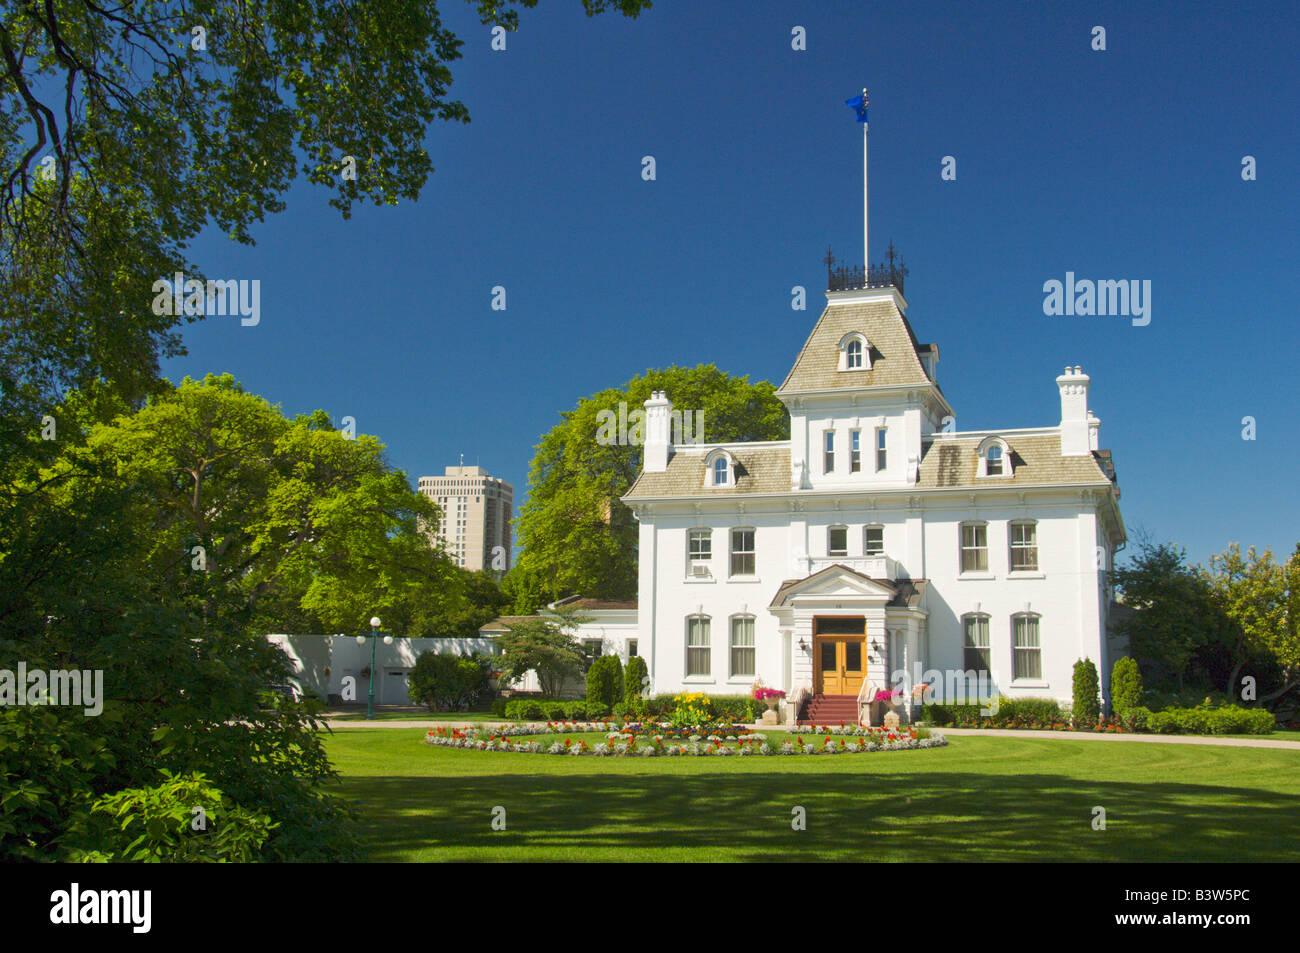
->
[[1088, 411, 1100, 450], [643, 391, 674, 472], [1056, 366, 1091, 456]]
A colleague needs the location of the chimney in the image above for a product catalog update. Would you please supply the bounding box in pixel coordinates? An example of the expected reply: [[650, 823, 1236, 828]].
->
[[643, 391, 673, 472], [1056, 366, 1091, 456]]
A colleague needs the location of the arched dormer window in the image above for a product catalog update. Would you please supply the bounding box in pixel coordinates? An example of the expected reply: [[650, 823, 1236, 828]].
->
[[977, 436, 1013, 478], [704, 449, 737, 488], [838, 332, 870, 371]]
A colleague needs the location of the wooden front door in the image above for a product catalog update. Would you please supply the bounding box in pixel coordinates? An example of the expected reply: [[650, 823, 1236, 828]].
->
[[813, 618, 866, 696]]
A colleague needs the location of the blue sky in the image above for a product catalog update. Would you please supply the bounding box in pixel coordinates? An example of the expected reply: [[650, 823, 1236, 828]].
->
[[162, 0, 1300, 568]]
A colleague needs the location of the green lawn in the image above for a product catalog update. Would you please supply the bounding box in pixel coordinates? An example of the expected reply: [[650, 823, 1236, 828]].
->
[[322, 728, 1300, 862], [326, 711, 509, 722]]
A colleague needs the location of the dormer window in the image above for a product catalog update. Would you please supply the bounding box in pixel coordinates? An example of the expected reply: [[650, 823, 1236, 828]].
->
[[846, 339, 863, 368], [978, 436, 1013, 478], [838, 332, 871, 371], [704, 449, 736, 488]]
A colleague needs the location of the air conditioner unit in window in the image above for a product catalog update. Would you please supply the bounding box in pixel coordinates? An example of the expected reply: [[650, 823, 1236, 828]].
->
[[690, 562, 711, 578]]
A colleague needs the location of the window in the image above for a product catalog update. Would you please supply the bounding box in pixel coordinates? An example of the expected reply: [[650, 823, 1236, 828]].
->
[[828, 525, 848, 556], [960, 522, 988, 572], [686, 616, 711, 676], [846, 339, 864, 369], [963, 614, 991, 674], [730, 528, 755, 576], [712, 456, 728, 486], [1013, 614, 1041, 679], [839, 333, 870, 371], [1010, 521, 1038, 571], [583, 639, 603, 658], [730, 617, 755, 677], [823, 430, 835, 474], [628, 639, 638, 658], [864, 525, 884, 555], [688, 528, 712, 564], [876, 428, 887, 471], [850, 429, 861, 472], [979, 437, 1012, 477]]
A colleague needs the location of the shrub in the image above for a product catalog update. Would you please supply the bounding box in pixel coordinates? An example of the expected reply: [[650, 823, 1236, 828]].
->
[[1111, 656, 1143, 713], [408, 652, 491, 711], [73, 771, 274, 863], [585, 655, 624, 709], [1073, 658, 1101, 729], [1117, 705, 1151, 732], [563, 701, 588, 720], [584, 701, 610, 718], [504, 699, 545, 721], [491, 698, 508, 717], [611, 702, 630, 720], [1146, 706, 1273, 735], [624, 656, 649, 710], [544, 702, 567, 720]]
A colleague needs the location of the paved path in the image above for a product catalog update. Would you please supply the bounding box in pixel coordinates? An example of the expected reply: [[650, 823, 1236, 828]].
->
[[321, 720, 1300, 750], [932, 726, 1300, 750]]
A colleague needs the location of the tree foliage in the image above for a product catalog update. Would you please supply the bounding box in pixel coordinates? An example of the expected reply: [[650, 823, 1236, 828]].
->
[[408, 652, 492, 711], [1112, 540, 1223, 691], [494, 608, 589, 699], [0, 0, 652, 426], [510, 364, 788, 608]]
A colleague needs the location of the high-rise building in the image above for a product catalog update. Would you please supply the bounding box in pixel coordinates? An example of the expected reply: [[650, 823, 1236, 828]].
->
[[417, 465, 513, 572]]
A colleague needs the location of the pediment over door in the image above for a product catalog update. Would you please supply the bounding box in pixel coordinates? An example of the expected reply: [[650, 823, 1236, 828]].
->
[[768, 563, 898, 609]]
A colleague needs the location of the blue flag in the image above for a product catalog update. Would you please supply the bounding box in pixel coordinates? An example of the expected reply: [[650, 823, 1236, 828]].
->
[[845, 92, 869, 123]]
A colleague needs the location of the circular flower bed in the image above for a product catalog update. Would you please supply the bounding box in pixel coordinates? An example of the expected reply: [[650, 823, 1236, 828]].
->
[[425, 724, 948, 757]]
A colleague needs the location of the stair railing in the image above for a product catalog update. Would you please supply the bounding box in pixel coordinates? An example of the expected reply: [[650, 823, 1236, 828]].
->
[[785, 685, 810, 727], [857, 678, 882, 727]]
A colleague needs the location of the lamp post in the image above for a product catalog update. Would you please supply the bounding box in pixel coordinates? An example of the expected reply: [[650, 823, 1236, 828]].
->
[[355, 615, 392, 719]]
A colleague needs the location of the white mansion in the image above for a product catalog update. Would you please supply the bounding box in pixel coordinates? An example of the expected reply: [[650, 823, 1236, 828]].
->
[[619, 275, 1125, 721]]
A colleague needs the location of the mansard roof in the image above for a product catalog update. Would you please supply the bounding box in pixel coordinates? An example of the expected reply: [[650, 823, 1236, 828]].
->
[[777, 297, 934, 395], [917, 433, 1114, 488], [624, 444, 791, 500], [623, 433, 1114, 502]]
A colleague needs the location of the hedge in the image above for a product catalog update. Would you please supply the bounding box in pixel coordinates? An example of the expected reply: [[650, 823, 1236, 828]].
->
[[502, 699, 610, 721], [1121, 705, 1275, 735], [924, 696, 1066, 729], [638, 693, 764, 721]]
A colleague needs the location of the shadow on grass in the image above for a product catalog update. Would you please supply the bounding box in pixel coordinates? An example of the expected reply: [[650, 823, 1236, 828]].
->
[[340, 766, 1300, 862]]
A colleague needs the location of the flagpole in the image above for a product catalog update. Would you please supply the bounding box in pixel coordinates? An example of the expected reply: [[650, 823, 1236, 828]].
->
[[861, 87, 869, 272]]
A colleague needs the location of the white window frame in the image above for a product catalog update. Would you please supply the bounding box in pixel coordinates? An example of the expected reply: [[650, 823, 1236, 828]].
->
[[1009, 520, 1039, 572], [863, 524, 884, 556], [962, 613, 991, 675], [838, 332, 871, 371], [729, 615, 756, 678], [850, 429, 861, 473], [686, 616, 711, 677], [730, 527, 756, 577], [875, 427, 887, 472], [960, 522, 989, 573], [688, 528, 712, 564], [823, 430, 835, 474], [978, 436, 1013, 478], [704, 449, 735, 488], [828, 524, 848, 557], [1012, 613, 1042, 681]]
